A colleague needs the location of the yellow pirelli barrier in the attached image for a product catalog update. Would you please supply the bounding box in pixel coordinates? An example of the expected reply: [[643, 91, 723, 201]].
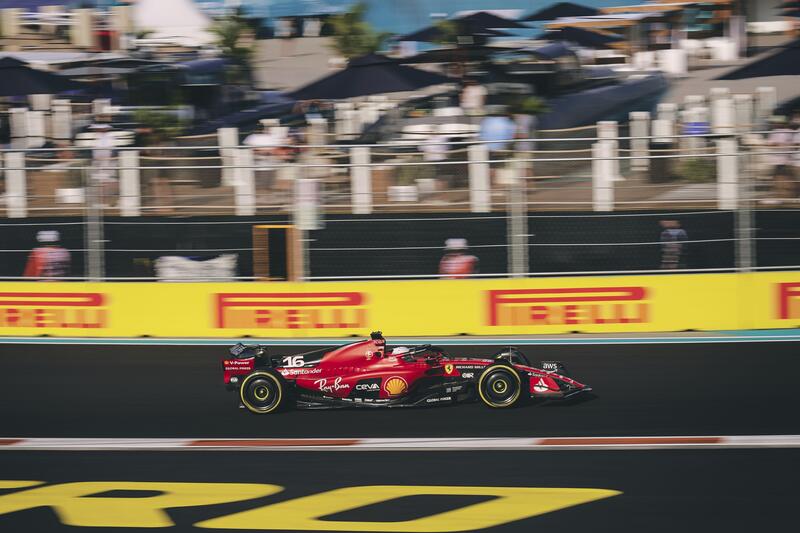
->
[[1, 272, 800, 338]]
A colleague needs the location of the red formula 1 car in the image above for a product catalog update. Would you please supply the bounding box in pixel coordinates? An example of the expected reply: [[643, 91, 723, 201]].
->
[[222, 332, 591, 414]]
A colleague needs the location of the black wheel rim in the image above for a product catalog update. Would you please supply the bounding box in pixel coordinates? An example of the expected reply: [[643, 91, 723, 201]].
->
[[244, 377, 280, 412], [482, 370, 518, 406]]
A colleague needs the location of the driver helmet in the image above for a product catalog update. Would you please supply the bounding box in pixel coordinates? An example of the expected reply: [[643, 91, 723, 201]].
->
[[391, 346, 411, 356]]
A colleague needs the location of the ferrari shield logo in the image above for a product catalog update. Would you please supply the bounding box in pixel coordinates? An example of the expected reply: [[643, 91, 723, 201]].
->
[[444, 364, 454, 375]]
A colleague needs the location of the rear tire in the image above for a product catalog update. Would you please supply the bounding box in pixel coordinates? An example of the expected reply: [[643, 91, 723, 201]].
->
[[477, 365, 522, 408], [240, 370, 286, 414]]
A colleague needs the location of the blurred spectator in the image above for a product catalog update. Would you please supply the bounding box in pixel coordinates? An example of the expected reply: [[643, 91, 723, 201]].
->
[[479, 109, 516, 152], [766, 116, 797, 203], [90, 123, 118, 206], [659, 220, 688, 269], [24, 230, 71, 280], [439, 238, 479, 279], [420, 129, 449, 184], [460, 79, 487, 116]]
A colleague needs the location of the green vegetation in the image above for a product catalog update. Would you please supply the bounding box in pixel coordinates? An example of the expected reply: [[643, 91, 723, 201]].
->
[[511, 96, 549, 116], [328, 2, 390, 59], [210, 15, 254, 83], [677, 157, 716, 182], [133, 109, 185, 145]]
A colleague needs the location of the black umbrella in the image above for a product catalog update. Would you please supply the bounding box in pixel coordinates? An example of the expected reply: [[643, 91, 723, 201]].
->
[[521, 2, 599, 22], [0, 57, 83, 96], [716, 39, 800, 80], [398, 45, 513, 64], [58, 66, 133, 77], [398, 23, 512, 43], [289, 54, 455, 100], [455, 11, 530, 29], [536, 27, 624, 49], [778, 1, 800, 9]]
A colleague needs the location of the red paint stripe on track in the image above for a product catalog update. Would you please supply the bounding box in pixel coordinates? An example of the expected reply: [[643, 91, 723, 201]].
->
[[188, 439, 361, 447], [0, 439, 23, 446], [538, 437, 722, 445]]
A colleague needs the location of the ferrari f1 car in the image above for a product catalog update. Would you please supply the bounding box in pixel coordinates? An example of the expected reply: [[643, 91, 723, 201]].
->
[[222, 332, 591, 414]]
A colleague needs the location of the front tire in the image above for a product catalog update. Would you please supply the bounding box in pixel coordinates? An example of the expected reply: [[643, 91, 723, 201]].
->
[[240, 370, 286, 414], [477, 365, 522, 408]]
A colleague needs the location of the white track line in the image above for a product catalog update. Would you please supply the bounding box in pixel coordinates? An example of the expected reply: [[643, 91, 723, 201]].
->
[[1, 436, 799, 451]]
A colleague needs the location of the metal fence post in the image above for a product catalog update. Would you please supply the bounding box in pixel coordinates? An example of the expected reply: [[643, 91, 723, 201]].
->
[[234, 148, 256, 216], [755, 86, 777, 123], [733, 94, 754, 133], [51, 99, 73, 142], [468, 143, 490, 213], [507, 164, 528, 278], [118, 150, 141, 217], [597, 121, 621, 181], [218, 127, 238, 186], [716, 138, 738, 210], [592, 142, 614, 212], [84, 167, 105, 281], [712, 98, 735, 135], [735, 147, 755, 272], [4, 152, 26, 218], [351, 146, 372, 214], [629, 111, 650, 171], [9, 107, 28, 149]]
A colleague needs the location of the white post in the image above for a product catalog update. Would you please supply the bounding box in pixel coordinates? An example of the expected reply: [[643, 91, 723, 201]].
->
[[351, 146, 372, 214], [468, 143, 490, 213], [716, 138, 738, 210], [39, 6, 64, 36], [657, 102, 677, 124], [709, 87, 731, 103], [71, 8, 93, 48], [592, 142, 614, 212], [4, 152, 26, 218], [306, 117, 328, 146], [598, 121, 621, 181], [733, 94, 754, 132], [29, 94, 52, 112], [755, 86, 777, 123], [684, 94, 706, 110], [26, 111, 46, 148], [51, 99, 73, 141], [233, 148, 256, 216], [1, 8, 21, 38], [335, 102, 354, 140], [92, 98, 111, 119], [712, 98, 736, 135], [118, 150, 141, 217], [629, 111, 650, 171], [9, 107, 28, 150], [217, 127, 238, 186]]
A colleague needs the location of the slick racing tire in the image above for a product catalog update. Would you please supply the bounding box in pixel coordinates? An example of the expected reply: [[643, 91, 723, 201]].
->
[[239, 370, 286, 414], [477, 365, 522, 408]]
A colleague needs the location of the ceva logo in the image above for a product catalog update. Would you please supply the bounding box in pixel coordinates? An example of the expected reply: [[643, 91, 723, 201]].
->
[[487, 287, 649, 327], [215, 292, 368, 330], [0, 292, 107, 329]]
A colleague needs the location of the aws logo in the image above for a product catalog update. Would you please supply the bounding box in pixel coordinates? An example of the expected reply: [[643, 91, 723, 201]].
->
[[0, 481, 620, 530]]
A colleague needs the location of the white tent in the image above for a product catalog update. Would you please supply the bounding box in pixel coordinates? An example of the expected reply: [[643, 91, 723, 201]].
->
[[133, 0, 215, 47]]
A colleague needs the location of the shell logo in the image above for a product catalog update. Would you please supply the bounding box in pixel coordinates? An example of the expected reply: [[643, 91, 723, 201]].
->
[[384, 376, 408, 396]]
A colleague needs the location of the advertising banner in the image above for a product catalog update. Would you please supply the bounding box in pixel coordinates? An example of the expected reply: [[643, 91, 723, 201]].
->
[[1, 271, 799, 338]]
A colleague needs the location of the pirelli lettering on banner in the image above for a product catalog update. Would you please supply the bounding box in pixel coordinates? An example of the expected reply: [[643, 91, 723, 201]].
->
[[487, 287, 649, 327], [0, 292, 107, 329], [777, 282, 800, 319], [216, 292, 367, 330]]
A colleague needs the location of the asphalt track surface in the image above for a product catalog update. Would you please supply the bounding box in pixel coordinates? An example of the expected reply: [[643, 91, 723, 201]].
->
[[0, 449, 796, 531], [0, 341, 798, 532], [1, 342, 798, 438]]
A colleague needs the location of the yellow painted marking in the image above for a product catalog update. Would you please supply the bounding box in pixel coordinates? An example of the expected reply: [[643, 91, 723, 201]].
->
[[0, 481, 281, 527], [197, 485, 622, 532]]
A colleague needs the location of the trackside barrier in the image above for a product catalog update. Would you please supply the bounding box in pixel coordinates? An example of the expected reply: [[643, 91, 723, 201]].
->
[[0, 272, 799, 338]]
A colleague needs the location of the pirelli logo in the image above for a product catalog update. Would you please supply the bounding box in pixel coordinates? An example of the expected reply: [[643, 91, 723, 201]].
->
[[487, 287, 649, 327], [777, 283, 800, 319], [215, 292, 368, 330], [0, 292, 107, 329]]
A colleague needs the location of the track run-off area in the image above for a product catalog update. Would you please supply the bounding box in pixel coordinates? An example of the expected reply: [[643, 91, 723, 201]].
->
[[0, 338, 798, 532]]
